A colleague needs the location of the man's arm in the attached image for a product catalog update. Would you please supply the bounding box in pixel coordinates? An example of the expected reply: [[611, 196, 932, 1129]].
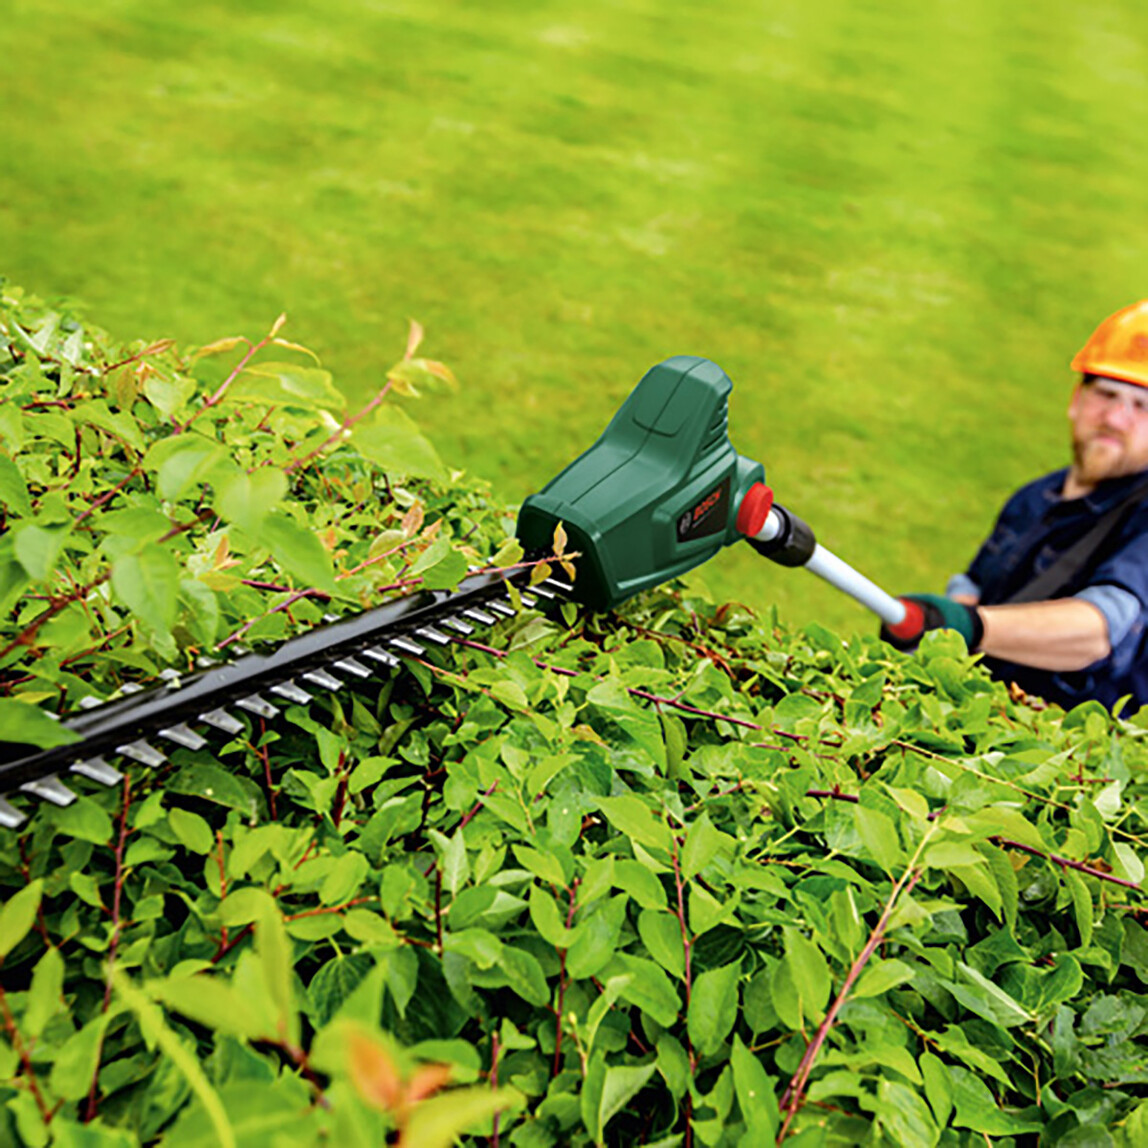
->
[[978, 598, 1110, 671]]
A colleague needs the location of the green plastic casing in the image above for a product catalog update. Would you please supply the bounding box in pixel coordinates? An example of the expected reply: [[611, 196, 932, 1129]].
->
[[516, 356, 764, 610]]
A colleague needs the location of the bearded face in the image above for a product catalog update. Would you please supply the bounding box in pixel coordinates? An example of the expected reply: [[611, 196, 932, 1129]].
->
[[1067, 377, 1148, 493]]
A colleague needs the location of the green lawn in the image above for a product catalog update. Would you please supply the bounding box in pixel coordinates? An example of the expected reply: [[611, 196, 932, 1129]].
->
[[4, 0, 1148, 631]]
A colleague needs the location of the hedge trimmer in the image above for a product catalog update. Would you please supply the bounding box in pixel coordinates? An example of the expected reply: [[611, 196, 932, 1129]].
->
[[0, 355, 906, 829]]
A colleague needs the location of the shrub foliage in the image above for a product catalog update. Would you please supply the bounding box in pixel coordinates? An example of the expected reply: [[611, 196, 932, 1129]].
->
[[3, 284, 1148, 1146]]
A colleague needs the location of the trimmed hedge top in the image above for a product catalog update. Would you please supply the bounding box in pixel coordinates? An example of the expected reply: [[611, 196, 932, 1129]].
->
[[3, 283, 1148, 1147]]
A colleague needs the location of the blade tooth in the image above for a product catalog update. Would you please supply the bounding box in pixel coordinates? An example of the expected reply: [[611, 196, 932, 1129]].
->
[[235, 695, 280, 720], [159, 668, 182, 684], [78, 695, 105, 710], [71, 756, 124, 786], [461, 607, 497, 626], [200, 707, 245, 735], [116, 740, 168, 768], [269, 681, 315, 705], [331, 657, 373, 679], [158, 723, 209, 751], [487, 600, 516, 618], [361, 646, 400, 668], [119, 682, 145, 695], [301, 668, 343, 691], [527, 584, 557, 600], [439, 616, 475, 636], [20, 775, 77, 806], [322, 613, 341, 623], [413, 626, 452, 647], [0, 796, 27, 830], [519, 593, 538, 608], [389, 635, 426, 657], [542, 577, 574, 594], [196, 656, 221, 669]]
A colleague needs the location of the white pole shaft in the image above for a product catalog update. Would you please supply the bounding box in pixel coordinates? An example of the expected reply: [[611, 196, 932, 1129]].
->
[[753, 509, 907, 626]]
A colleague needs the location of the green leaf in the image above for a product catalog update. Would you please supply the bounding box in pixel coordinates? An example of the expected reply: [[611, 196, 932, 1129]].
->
[[169, 807, 215, 855], [852, 958, 915, 999], [112, 970, 236, 1148], [255, 899, 297, 1046], [513, 844, 568, 887], [308, 954, 373, 1027], [871, 1079, 940, 1147], [353, 404, 446, 480], [587, 680, 665, 769], [24, 946, 65, 1038], [1065, 867, 1094, 948], [49, 1011, 111, 1100], [146, 434, 231, 501], [428, 827, 470, 897], [0, 454, 32, 517], [261, 513, 337, 593], [215, 467, 287, 535], [226, 362, 346, 411], [613, 859, 666, 910], [598, 1062, 657, 1139], [420, 547, 469, 592], [529, 883, 576, 948], [0, 699, 81, 749], [143, 370, 197, 418], [112, 542, 181, 636], [948, 1066, 1043, 1135], [780, 927, 831, 1025], [0, 879, 43, 960], [596, 794, 671, 852], [494, 945, 550, 1006], [169, 764, 259, 816], [731, 1035, 779, 1144], [402, 1087, 521, 1148], [566, 893, 627, 980], [681, 810, 731, 880], [320, 851, 370, 905], [51, 796, 114, 843], [218, 887, 278, 927], [637, 909, 685, 979], [854, 804, 903, 876], [919, 1051, 954, 1129], [13, 522, 69, 581], [155, 974, 270, 1041], [688, 960, 741, 1057], [612, 954, 681, 1027]]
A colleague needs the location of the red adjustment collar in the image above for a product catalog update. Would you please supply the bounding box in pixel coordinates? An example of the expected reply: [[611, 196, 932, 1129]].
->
[[736, 483, 774, 536]]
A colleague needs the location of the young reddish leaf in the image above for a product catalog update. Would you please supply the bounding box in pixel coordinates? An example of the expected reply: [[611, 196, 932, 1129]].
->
[[348, 1028, 403, 1112], [404, 319, 425, 361], [406, 1063, 453, 1103], [194, 336, 248, 358]]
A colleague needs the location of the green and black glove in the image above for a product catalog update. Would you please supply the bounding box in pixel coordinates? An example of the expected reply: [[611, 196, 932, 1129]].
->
[[880, 593, 984, 652]]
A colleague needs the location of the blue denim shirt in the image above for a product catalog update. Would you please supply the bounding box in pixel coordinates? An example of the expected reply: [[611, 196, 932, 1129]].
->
[[960, 468, 1148, 712]]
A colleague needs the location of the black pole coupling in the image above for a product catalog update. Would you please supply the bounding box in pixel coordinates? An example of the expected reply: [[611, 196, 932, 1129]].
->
[[746, 504, 817, 568]]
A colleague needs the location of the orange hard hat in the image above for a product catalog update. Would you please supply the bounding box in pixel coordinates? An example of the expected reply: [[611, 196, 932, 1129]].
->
[[1071, 300, 1148, 388]]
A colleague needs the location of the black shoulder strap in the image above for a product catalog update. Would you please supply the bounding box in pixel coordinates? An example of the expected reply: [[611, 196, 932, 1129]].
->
[[1005, 477, 1148, 604]]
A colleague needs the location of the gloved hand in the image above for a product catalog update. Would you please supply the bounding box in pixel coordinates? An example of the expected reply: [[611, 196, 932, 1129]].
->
[[880, 593, 984, 652]]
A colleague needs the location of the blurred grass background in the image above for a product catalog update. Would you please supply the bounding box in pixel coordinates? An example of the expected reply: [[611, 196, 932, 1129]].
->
[[3, 0, 1148, 634]]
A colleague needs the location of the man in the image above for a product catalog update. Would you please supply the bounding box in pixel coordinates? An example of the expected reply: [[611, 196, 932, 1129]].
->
[[883, 300, 1148, 712]]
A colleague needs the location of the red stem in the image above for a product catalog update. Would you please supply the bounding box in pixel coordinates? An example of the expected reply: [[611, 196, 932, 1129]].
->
[[777, 868, 923, 1140], [669, 835, 695, 1073], [552, 878, 581, 1077], [283, 380, 392, 474], [0, 984, 53, 1123]]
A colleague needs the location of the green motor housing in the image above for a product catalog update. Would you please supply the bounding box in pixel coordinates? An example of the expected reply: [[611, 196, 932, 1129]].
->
[[517, 356, 764, 610]]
